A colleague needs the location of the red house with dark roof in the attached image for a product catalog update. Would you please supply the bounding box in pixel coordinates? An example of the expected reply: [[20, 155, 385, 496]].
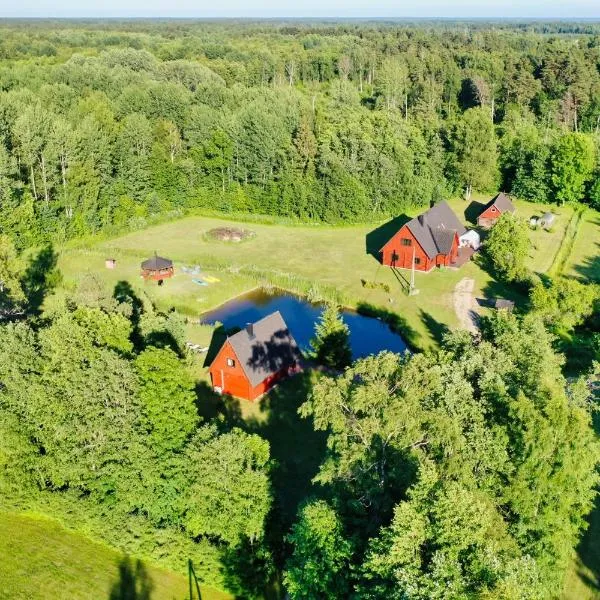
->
[[477, 192, 516, 228], [380, 201, 467, 272], [208, 311, 302, 401]]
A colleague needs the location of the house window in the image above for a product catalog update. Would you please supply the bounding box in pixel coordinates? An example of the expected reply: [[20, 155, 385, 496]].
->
[[414, 257, 421, 265], [227, 358, 235, 367], [401, 238, 412, 246]]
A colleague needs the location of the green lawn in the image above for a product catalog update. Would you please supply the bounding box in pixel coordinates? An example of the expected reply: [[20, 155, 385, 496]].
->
[[564, 209, 600, 282], [58, 195, 574, 351], [0, 511, 230, 600]]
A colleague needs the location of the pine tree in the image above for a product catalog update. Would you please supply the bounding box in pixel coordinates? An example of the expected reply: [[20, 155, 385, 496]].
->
[[310, 304, 352, 370]]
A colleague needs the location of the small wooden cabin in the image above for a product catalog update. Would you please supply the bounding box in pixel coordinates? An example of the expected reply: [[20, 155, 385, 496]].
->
[[209, 311, 302, 401], [494, 298, 515, 311], [141, 254, 174, 282], [379, 201, 466, 272], [477, 192, 516, 228]]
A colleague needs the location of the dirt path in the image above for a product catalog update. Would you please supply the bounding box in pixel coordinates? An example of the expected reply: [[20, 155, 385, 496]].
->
[[453, 277, 479, 332]]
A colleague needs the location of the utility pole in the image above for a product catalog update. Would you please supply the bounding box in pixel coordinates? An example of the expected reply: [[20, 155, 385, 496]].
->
[[409, 245, 420, 296], [188, 559, 202, 600]]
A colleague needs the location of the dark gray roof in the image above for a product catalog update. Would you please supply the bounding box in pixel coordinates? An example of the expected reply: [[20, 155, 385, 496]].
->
[[485, 192, 515, 215], [141, 255, 173, 270], [494, 298, 515, 310], [432, 228, 456, 255], [403, 201, 467, 260], [227, 311, 302, 387]]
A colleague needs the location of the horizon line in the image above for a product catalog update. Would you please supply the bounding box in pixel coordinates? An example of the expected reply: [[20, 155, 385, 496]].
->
[[1, 15, 600, 21]]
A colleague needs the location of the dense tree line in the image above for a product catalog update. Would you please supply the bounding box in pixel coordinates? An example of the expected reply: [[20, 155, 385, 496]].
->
[[289, 312, 599, 599], [0, 21, 599, 247]]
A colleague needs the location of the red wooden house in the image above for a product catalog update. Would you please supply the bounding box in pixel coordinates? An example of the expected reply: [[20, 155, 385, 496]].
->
[[380, 201, 467, 272], [477, 192, 515, 228], [208, 311, 302, 401]]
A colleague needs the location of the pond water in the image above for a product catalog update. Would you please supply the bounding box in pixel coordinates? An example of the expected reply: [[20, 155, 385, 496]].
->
[[201, 289, 408, 359]]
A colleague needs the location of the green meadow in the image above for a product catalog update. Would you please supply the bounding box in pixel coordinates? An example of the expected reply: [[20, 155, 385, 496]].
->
[[58, 196, 579, 352], [0, 511, 230, 600]]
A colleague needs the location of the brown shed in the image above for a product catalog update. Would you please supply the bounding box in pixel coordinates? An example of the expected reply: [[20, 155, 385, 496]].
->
[[141, 254, 174, 282]]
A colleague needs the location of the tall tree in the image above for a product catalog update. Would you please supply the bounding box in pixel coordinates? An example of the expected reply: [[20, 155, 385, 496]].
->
[[550, 133, 595, 204], [284, 500, 353, 599], [484, 213, 531, 282], [447, 107, 499, 200], [310, 303, 352, 370], [135, 347, 199, 453]]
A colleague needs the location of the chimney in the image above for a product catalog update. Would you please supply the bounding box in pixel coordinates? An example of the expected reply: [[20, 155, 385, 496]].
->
[[418, 214, 425, 226], [246, 322, 255, 338]]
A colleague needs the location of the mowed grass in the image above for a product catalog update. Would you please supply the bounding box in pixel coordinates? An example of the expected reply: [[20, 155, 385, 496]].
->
[[564, 210, 600, 282], [0, 511, 231, 600], [58, 195, 575, 351]]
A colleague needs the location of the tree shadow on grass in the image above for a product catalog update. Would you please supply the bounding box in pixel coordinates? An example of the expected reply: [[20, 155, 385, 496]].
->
[[419, 310, 450, 345], [251, 373, 326, 536], [114, 280, 144, 349], [21, 244, 60, 316], [194, 379, 244, 426], [572, 242, 600, 283], [109, 556, 153, 600], [365, 215, 411, 261]]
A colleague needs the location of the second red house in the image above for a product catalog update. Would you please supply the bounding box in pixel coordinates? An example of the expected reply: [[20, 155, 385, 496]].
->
[[379, 201, 467, 272]]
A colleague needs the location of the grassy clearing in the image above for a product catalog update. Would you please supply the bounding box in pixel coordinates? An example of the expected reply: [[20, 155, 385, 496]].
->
[[0, 511, 230, 600], [517, 203, 575, 274], [564, 210, 600, 282], [58, 195, 572, 351]]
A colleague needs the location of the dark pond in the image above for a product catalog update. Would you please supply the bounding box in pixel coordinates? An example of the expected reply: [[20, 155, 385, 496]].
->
[[201, 289, 408, 359]]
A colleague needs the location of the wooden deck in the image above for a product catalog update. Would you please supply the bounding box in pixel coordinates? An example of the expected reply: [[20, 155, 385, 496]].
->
[[451, 247, 476, 268]]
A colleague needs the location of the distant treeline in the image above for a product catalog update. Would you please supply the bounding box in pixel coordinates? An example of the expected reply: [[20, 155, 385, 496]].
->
[[0, 20, 599, 246]]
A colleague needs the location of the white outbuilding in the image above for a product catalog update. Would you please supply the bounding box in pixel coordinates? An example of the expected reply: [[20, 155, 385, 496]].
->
[[459, 229, 481, 250], [539, 212, 555, 229]]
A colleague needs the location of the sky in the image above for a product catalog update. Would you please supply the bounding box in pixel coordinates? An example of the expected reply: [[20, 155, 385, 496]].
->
[[0, 0, 598, 19]]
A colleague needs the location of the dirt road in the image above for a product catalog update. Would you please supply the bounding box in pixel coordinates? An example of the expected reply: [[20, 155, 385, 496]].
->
[[453, 277, 479, 332]]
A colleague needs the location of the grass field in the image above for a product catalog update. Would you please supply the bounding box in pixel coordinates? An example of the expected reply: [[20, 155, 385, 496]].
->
[[564, 210, 600, 282], [0, 511, 230, 600], [57, 196, 574, 351]]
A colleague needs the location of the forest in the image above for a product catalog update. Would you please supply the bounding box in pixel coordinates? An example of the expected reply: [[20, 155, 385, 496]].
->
[[0, 18, 600, 600], [0, 20, 599, 246]]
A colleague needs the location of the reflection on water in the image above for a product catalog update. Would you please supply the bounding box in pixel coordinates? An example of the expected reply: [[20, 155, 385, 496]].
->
[[201, 289, 407, 359]]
